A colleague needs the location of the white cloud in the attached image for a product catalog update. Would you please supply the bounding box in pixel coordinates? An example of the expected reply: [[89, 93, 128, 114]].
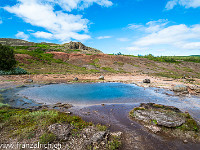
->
[[127, 24, 144, 30], [4, 0, 113, 42], [32, 31, 53, 39], [126, 46, 147, 51], [117, 38, 130, 42], [145, 19, 169, 33], [128, 19, 169, 33], [47, 0, 113, 11], [166, 0, 200, 10], [133, 24, 200, 48], [15, 31, 29, 40], [126, 20, 200, 52], [97, 36, 112, 39]]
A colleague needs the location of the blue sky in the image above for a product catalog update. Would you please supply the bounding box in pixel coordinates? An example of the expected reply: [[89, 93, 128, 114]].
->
[[1, 0, 200, 56]]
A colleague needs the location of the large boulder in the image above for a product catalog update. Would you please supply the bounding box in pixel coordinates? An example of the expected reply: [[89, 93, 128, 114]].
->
[[173, 84, 187, 92], [129, 103, 200, 142], [130, 103, 186, 128], [134, 110, 185, 127]]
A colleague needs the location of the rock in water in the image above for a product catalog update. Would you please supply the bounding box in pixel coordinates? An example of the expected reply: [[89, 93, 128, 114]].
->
[[143, 79, 150, 83], [99, 76, 104, 80]]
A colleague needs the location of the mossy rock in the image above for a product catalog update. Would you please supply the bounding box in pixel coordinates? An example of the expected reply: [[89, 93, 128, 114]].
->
[[129, 103, 200, 142]]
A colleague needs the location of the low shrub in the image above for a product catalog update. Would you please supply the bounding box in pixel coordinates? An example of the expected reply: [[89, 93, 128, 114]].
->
[[0, 67, 27, 75]]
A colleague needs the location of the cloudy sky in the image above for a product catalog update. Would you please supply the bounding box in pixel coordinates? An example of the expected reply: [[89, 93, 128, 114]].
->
[[0, 0, 200, 56]]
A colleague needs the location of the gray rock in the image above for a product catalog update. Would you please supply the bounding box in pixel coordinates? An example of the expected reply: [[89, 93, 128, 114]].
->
[[25, 79, 33, 83], [73, 77, 79, 81], [62, 41, 103, 53], [99, 76, 104, 80], [134, 110, 185, 127], [173, 84, 188, 92], [143, 79, 151, 83], [48, 123, 72, 141], [52, 103, 73, 109], [144, 125, 161, 133], [110, 132, 122, 138], [0, 38, 34, 46], [90, 131, 107, 144]]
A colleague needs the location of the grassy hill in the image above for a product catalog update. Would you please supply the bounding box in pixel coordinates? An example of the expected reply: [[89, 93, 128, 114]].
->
[[1, 38, 200, 79]]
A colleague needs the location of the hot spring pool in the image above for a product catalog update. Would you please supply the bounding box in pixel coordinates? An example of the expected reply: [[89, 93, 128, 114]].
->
[[16, 83, 200, 109]]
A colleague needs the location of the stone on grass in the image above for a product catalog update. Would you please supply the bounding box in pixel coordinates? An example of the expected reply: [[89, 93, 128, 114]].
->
[[48, 123, 72, 141], [73, 77, 78, 81], [99, 76, 104, 80], [173, 84, 187, 92], [143, 79, 150, 83], [25, 79, 33, 83]]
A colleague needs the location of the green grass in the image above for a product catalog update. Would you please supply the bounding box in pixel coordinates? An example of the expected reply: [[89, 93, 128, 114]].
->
[[14, 49, 56, 63], [139, 54, 178, 63], [154, 72, 183, 79], [138, 54, 200, 63], [39, 133, 56, 144], [96, 124, 107, 131], [15, 48, 106, 74], [89, 58, 101, 68], [0, 94, 4, 102], [101, 67, 117, 73], [107, 135, 122, 150], [177, 113, 199, 132], [0, 103, 9, 108], [0, 107, 91, 140], [114, 62, 124, 66]]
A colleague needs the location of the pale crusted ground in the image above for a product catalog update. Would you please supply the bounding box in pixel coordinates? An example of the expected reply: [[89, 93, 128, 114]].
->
[[0, 73, 199, 91]]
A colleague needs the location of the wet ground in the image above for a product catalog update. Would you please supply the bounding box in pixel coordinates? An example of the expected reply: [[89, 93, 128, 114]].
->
[[70, 104, 200, 150]]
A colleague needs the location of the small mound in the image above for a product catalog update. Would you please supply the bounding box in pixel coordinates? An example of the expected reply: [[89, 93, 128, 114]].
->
[[129, 103, 200, 142]]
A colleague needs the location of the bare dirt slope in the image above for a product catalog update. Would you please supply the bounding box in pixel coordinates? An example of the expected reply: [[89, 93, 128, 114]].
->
[[16, 52, 200, 79]]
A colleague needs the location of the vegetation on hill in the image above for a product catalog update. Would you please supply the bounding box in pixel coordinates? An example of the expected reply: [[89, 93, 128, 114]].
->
[[0, 44, 16, 70], [0, 44, 27, 75], [0, 38, 199, 79]]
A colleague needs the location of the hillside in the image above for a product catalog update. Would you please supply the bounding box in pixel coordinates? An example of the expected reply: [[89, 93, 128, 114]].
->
[[0, 38, 199, 79], [0, 38, 102, 54], [15, 51, 200, 79]]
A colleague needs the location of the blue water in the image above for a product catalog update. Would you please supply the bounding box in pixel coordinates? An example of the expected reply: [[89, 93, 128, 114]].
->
[[17, 83, 200, 108]]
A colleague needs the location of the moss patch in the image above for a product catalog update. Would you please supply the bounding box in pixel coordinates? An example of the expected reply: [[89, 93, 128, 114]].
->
[[39, 132, 56, 144], [107, 135, 122, 150]]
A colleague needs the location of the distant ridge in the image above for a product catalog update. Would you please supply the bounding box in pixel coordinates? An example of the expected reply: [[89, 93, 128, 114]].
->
[[0, 38, 34, 46], [190, 55, 200, 57], [0, 38, 103, 54]]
